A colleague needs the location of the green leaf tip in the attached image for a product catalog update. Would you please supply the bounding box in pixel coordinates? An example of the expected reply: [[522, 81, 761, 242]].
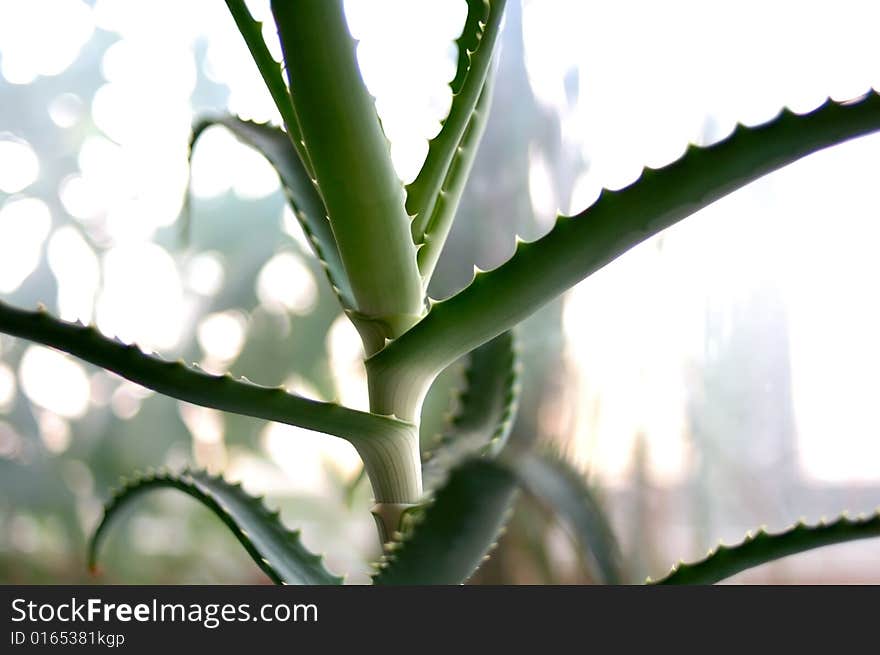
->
[[89, 468, 343, 585], [650, 509, 880, 585]]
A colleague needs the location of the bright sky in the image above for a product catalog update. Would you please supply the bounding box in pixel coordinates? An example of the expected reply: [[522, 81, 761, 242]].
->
[[1, 0, 879, 494]]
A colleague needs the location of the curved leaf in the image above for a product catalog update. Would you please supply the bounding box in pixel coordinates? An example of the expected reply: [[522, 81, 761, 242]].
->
[[187, 115, 353, 308], [0, 302, 422, 506], [507, 449, 624, 584], [89, 469, 342, 585], [651, 511, 880, 585], [223, 0, 310, 171], [369, 91, 880, 416], [422, 330, 520, 490], [373, 459, 517, 585], [0, 300, 416, 457]]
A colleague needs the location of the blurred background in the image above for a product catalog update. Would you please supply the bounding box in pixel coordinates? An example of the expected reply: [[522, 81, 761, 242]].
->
[[1, 0, 879, 584]]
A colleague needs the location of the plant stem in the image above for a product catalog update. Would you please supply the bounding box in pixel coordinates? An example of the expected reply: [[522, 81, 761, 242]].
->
[[365, 367, 426, 540]]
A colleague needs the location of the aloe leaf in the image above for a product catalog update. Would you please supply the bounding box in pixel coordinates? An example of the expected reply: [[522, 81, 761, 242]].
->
[[370, 91, 880, 417], [0, 301, 423, 507], [422, 330, 519, 490], [223, 0, 310, 172], [89, 469, 342, 584], [187, 115, 353, 308], [0, 301, 395, 440], [650, 511, 880, 585], [417, 68, 496, 283], [407, 0, 505, 243], [373, 459, 517, 585], [507, 449, 624, 584], [271, 0, 423, 341]]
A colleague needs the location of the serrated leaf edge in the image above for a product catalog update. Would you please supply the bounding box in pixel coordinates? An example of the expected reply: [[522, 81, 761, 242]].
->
[[185, 115, 354, 309], [649, 509, 880, 585], [421, 330, 520, 488], [89, 467, 344, 585], [371, 460, 517, 585]]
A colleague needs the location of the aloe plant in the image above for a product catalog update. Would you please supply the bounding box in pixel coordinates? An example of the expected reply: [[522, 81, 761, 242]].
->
[[3, 0, 880, 585]]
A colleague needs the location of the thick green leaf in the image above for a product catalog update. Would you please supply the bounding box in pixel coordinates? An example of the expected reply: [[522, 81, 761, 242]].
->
[[369, 92, 880, 418], [651, 511, 880, 585], [373, 459, 517, 585], [0, 301, 423, 506], [422, 330, 519, 490], [507, 449, 624, 584], [89, 469, 342, 585], [272, 0, 423, 343], [0, 301, 395, 439], [0, 302, 420, 491], [408, 0, 506, 246], [187, 115, 353, 308]]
